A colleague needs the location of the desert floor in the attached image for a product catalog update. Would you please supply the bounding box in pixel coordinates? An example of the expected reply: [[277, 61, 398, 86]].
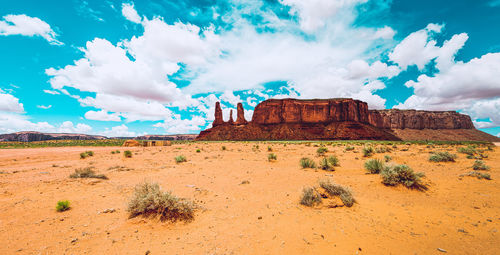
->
[[0, 142, 499, 255]]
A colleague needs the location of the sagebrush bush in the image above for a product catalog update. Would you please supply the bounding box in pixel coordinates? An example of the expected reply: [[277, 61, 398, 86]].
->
[[86, 151, 94, 156], [345, 146, 355, 151], [464, 171, 491, 180], [124, 150, 132, 158], [429, 152, 457, 162], [472, 160, 490, 170], [56, 200, 70, 212], [362, 147, 374, 157], [380, 164, 426, 190], [457, 146, 477, 156], [384, 155, 392, 162], [175, 155, 187, 163], [127, 182, 194, 222], [364, 158, 385, 174], [300, 157, 316, 168], [375, 146, 391, 153], [319, 156, 339, 171], [267, 153, 277, 161], [317, 147, 328, 156], [300, 187, 322, 207], [70, 167, 108, 179], [319, 179, 354, 207]]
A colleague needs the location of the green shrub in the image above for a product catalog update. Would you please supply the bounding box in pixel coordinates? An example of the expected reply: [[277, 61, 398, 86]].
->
[[375, 146, 391, 153], [70, 167, 108, 179], [316, 147, 328, 156], [384, 155, 392, 162], [362, 147, 374, 157], [319, 179, 354, 207], [56, 200, 70, 212], [345, 146, 355, 151], [300, 157, 316, 169], [222, 146, 226, 151], [267, 146, 273, 152], [457, 146, 476, 156], [327, 155, 339, 166], [464, 171, 491, 180], [111, 151, 116, 154], [300, 187, 322, 207], [175, 155, 187, 163], [86, 151, 94, 157], [127, 182, 194, 222], [124, 150, 132, 158], [364, 159, 385, 174], [429, 152, 457, 162], [267, 153, 277, 161], [80, 152, 87, 159], [319, 157, 334, 171], [380, 164, 426, 189], [196, 149, 201, 153], [472, 160, 490, 170]]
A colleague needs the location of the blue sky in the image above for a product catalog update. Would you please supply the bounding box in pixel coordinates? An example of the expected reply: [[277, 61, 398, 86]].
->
[[1, 0, 500, 137]]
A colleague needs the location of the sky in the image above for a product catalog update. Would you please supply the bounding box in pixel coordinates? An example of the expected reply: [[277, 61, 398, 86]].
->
[[1, 0, 500, 137]]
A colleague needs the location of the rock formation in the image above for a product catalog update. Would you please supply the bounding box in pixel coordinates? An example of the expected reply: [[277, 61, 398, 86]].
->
[[228, 109, 234, 124], [197, 98, 500, 142], [0, 131, 107, 142]]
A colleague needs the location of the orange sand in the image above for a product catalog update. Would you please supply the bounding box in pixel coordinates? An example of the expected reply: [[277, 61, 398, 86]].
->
[[0, 143, 499, 254]]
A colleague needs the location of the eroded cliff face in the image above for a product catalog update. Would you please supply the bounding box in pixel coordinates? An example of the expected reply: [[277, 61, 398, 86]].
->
[[196, 98, 491, 141]]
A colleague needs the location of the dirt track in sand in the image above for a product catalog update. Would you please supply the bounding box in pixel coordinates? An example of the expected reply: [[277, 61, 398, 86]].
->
[[0, 143, 499, 254]]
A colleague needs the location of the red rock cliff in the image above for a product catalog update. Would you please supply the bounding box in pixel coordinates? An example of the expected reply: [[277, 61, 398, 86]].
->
[[368, 109, 474, 129]]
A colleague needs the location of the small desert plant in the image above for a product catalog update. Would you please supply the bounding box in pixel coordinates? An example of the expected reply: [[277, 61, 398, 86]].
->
[[196, 149, 201, 153], [319, 179, 354, 207], [70, 167, 108, 179], [327, 155, 339, 166], [375, 146, 391, 153], [127, 182, 195, 222], [267, 146, 273, 152], [319, 157, 334, 171], [80, 152, 87, 159], [364, 159, 385, 174], [300, 187, 322, 207], [124, 150, 132, 158], [300, 157, 316, 169], [111, 151, 116, 154], [222, 146, 226, 151], [380, 164, 426, 189], [472, 160, 490, 170], [362, 146, 374, 157], [268, 153, 277, 161], [457, 146, 476, 156], [345, 146, 355, 151], [464, 171, 491, 180], [384, 155, 392, 162], [429, 152, 457, 162], [56, 200, 70, 212], [317, 147, 328, 156], [175, 155, 187, 163], [86, 151, 94, 157]]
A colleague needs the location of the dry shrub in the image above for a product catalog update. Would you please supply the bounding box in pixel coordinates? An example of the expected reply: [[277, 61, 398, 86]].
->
[[70, 167, 108, 179], [381, 164, 426, 190], [463, 171, 491, 180], [127, 182, 195, 222], [364, 158, 384, 174], [319, 179, 354, 207], [300, 187, 322, 207], [472, 160, 490, 170], [300, 157, 316, 168], [429, 152, 457, 162]]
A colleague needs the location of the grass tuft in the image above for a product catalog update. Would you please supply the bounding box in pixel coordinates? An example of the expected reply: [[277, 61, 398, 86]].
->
[[124, 150, 132, 158], [69, 167, 108, 179], [429, 151, 457, 162], [384, 155, 392, 162], [463, 171, 491, 180], [175, 155, 187, 163], [380, 164, 426, 190], [364, 158, 385, 174], [316, 147, 328, 156], [362, 146, 374, 157], [300, 187, 322, 207], [300, 157, 316, 169], [127, 182, 195, 222], [56, 200, 70, 212], [319, 179, 354, 207], [472, 160, 490, 170], [267, 153, 277, 161]]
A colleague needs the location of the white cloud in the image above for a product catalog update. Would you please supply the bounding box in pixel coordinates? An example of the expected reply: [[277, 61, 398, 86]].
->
[[37, 105, 52, 109], [0, 14, 62, 45], [121, 3, 142, 23], [43, 89, 60, 95], [373, 26, 396, 39], [0, 112, 53, 134], [100, 124, 136, 137], [57, 121, 92, 134], [389, 23, 468, 71], [0, 90, 24, 113], [280, 0, 367, 32], [84, 110, 121, 121], [153, 115, 206, 134]]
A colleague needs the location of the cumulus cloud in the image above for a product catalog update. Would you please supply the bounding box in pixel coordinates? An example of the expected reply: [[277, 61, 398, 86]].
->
[[43, 89, 60, 95], [37, 105, 52, 109], [389, 23, 468, 71], [0, 14, 62, 45], [84, 110, 121, 121], [153, 115, 206, 134], [122, 3, 142, 23], [0, 90, 24, 113], [373, 26, 396, 39], [100, 124, 136, 137], [57, 121, 92, 133]]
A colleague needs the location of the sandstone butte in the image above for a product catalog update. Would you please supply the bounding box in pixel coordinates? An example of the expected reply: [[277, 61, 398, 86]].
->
[[196, 98, 500, 141]]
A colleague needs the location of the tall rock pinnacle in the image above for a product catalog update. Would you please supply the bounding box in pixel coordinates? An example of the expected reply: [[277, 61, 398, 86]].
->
[[228, 109, 234, 124], [213, 101, 224, 127], [235, 103, 248, 125]]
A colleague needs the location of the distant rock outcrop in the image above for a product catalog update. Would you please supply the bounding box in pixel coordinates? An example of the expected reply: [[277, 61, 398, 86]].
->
[[197, 98, 499, 142], [134, 134, 197, 141], [0, 131, 107, 142]]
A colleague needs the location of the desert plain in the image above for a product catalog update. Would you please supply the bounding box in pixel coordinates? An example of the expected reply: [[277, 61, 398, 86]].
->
[[0, 141, 499, 254]]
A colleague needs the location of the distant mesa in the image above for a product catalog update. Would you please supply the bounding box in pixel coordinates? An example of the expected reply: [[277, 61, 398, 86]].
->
[[0, 131, 197, 142], [197, 98, 500, 142]]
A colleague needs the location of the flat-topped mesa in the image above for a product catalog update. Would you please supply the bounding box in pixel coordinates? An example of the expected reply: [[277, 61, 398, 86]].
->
[[235, 103, 248, 125], [368, 109, 474, 129], [251, 98, 369, 124]]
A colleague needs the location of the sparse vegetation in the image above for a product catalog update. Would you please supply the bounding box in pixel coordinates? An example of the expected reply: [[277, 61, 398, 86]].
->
[[127, 182, 195, 222], [196, 149, 201, 153], [317, 147, 328, 156], [380, 164, 426, 190], [69, 167, 108, 179], [56, 200, 70, 212], [345, 146, 355, 151], [300, 187, 322, 207], [472, 160, 490, 170], [463, 171, 491, 180], [85, 151, 94, 156], [124, 150, 132, 158], [362, 146, 374, 157], [457, 145, 477, 156], [80, 152, 87, 159], [111, 150, 120, 154], [319, 179, 354, 207], [267, 146, 273, 152], [267, 153, 277, 161], [429, 151, 457, 162], [364, 159, 385, 174], [300, 157, 316, 169], [375, 146, 391, 153], [384, 155, 392, 162], [175, 155, 187, 163], [222, 146, 226, 151]]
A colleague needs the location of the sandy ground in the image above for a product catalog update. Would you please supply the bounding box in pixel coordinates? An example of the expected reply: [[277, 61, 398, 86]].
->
[[0, 142, 499, 255]]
